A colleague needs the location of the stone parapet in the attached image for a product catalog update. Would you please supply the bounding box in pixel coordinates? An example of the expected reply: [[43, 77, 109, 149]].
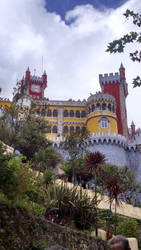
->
[[87, 92, 116, 105], [30, 75, 43, 82], [99, 72, 120, 84], [35, 99, 87, 107]]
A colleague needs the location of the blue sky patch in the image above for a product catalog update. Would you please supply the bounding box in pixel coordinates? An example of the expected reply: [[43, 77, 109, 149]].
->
[[45, 0, 128, 20]]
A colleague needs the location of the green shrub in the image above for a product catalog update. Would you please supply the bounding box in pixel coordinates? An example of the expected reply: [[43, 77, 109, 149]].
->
[[31, 240, 49, 250], [44, 169, 54, 187], [117, 218, 139, 238]]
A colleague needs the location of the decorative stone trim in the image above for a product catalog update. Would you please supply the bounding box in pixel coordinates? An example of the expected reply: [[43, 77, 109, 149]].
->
[[63, 121, 86, 125], [87, 92, 116, 104], [36, 99, 87, 107]]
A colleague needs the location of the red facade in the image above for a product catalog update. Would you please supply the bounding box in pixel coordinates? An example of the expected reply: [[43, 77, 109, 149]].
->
[[102, 82, 123, 135]]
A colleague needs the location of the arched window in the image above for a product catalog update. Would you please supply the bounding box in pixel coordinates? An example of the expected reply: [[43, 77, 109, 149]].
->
[[112, 105, 115, 113], [63, 126, 68, 134], [81, 110, 86, 118], [52, 125, 57, 133], [70, 126, 74, 134], [88, 106, 91, 114], [41, 109, 46, 117], [99, 117, 109, 129], [96, 103, 101, 110], [102, 103, 106, 110], [53, 109, 58, 117], [82, 126, 86, 132], [63, 110, 68, 117], [47, 109, 52, 117], [76, 110, 80, 118], [108, 104, 111, 111], [76, 126, 80, 133], [92, 104, 95, 112], [46, 126, 51, 133], [70, 110, 74, 117]]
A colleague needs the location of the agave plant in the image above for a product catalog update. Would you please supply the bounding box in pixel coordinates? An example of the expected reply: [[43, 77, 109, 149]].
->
[[45, 182, 98, 230]]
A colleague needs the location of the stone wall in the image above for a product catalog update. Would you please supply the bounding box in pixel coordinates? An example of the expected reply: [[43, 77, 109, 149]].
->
[[41, 220, 107, 250], [55, 139, 141, 182]]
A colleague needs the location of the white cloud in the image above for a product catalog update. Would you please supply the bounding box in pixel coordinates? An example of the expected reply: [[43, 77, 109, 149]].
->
[[0, 0, 141, 128]]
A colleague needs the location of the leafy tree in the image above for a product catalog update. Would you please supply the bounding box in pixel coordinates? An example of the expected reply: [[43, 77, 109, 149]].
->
[[35, 149, 47, 174], [63, 130, 89, 183], [0, 102, 51, 160], [34, 147, 61, 173], [0, 154, 34, 202], [100, 164, 141, 206], [106, 9, 141, 87], [45, 147, 61, 169], [60, 157, 92, 185], [0, 105, 20, 145]]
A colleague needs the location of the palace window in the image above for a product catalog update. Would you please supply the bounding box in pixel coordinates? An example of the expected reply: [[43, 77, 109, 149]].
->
[[76, 126, 80, 133], [76, 110, 80, 118], [102, 103, 106, 110], [41, 109, 46, 117], [70, 126, 74, 134], [63, 126, 68, 134], [52, 125, 57, 133], [46, 126, 51, 133], [53, 109, 58, 117], [92, 104, 95, 112], [63, 110, 68, 117], [82, 126, 86, 132], [81, 110, 86, 118], [96, 103, 101, 110], [47, 109, 52, 117], [99, 117, 109, 129], [108, 104, 111, 111], [70, 110, 74, 117]]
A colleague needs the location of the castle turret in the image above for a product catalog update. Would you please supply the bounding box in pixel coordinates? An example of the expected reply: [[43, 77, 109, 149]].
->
[[99, 64, 128, 138], [25, 67, 30, 82], [119, 62, 125, 80], [86, 92, 118, 136], [13, 68, 48, 102], [42, 70, 47, 87], [131, 121, 136, 135]]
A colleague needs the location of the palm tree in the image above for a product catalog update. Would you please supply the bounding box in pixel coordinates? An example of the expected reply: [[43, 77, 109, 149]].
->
[[84, 151, 106, 236], [104, 176, 123, 235]]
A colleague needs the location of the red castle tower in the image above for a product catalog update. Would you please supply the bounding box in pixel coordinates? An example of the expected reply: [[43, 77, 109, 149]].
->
[[99, 63, 128, 138], [13, 67, 47, 102]]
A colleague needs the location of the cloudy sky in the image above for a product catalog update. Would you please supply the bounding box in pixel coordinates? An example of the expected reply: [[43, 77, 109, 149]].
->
[[0, 0, 141, 128]]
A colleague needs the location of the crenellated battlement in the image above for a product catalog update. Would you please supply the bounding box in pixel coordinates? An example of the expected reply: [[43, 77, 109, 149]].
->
[[30, 75, 43, 82], [99, 72, 120, 85], [35, 99, 87, 107], [0, 97, 10, 102], [87, 92, 116, 105], [52, 133, 137, 152]]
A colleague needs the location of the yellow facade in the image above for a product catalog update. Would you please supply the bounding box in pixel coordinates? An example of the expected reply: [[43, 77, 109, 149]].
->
[[0, 100, 11, 109], [0, 92, 118, 142], [87, 114, 117, 135], [33, 93, 118, 141]]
